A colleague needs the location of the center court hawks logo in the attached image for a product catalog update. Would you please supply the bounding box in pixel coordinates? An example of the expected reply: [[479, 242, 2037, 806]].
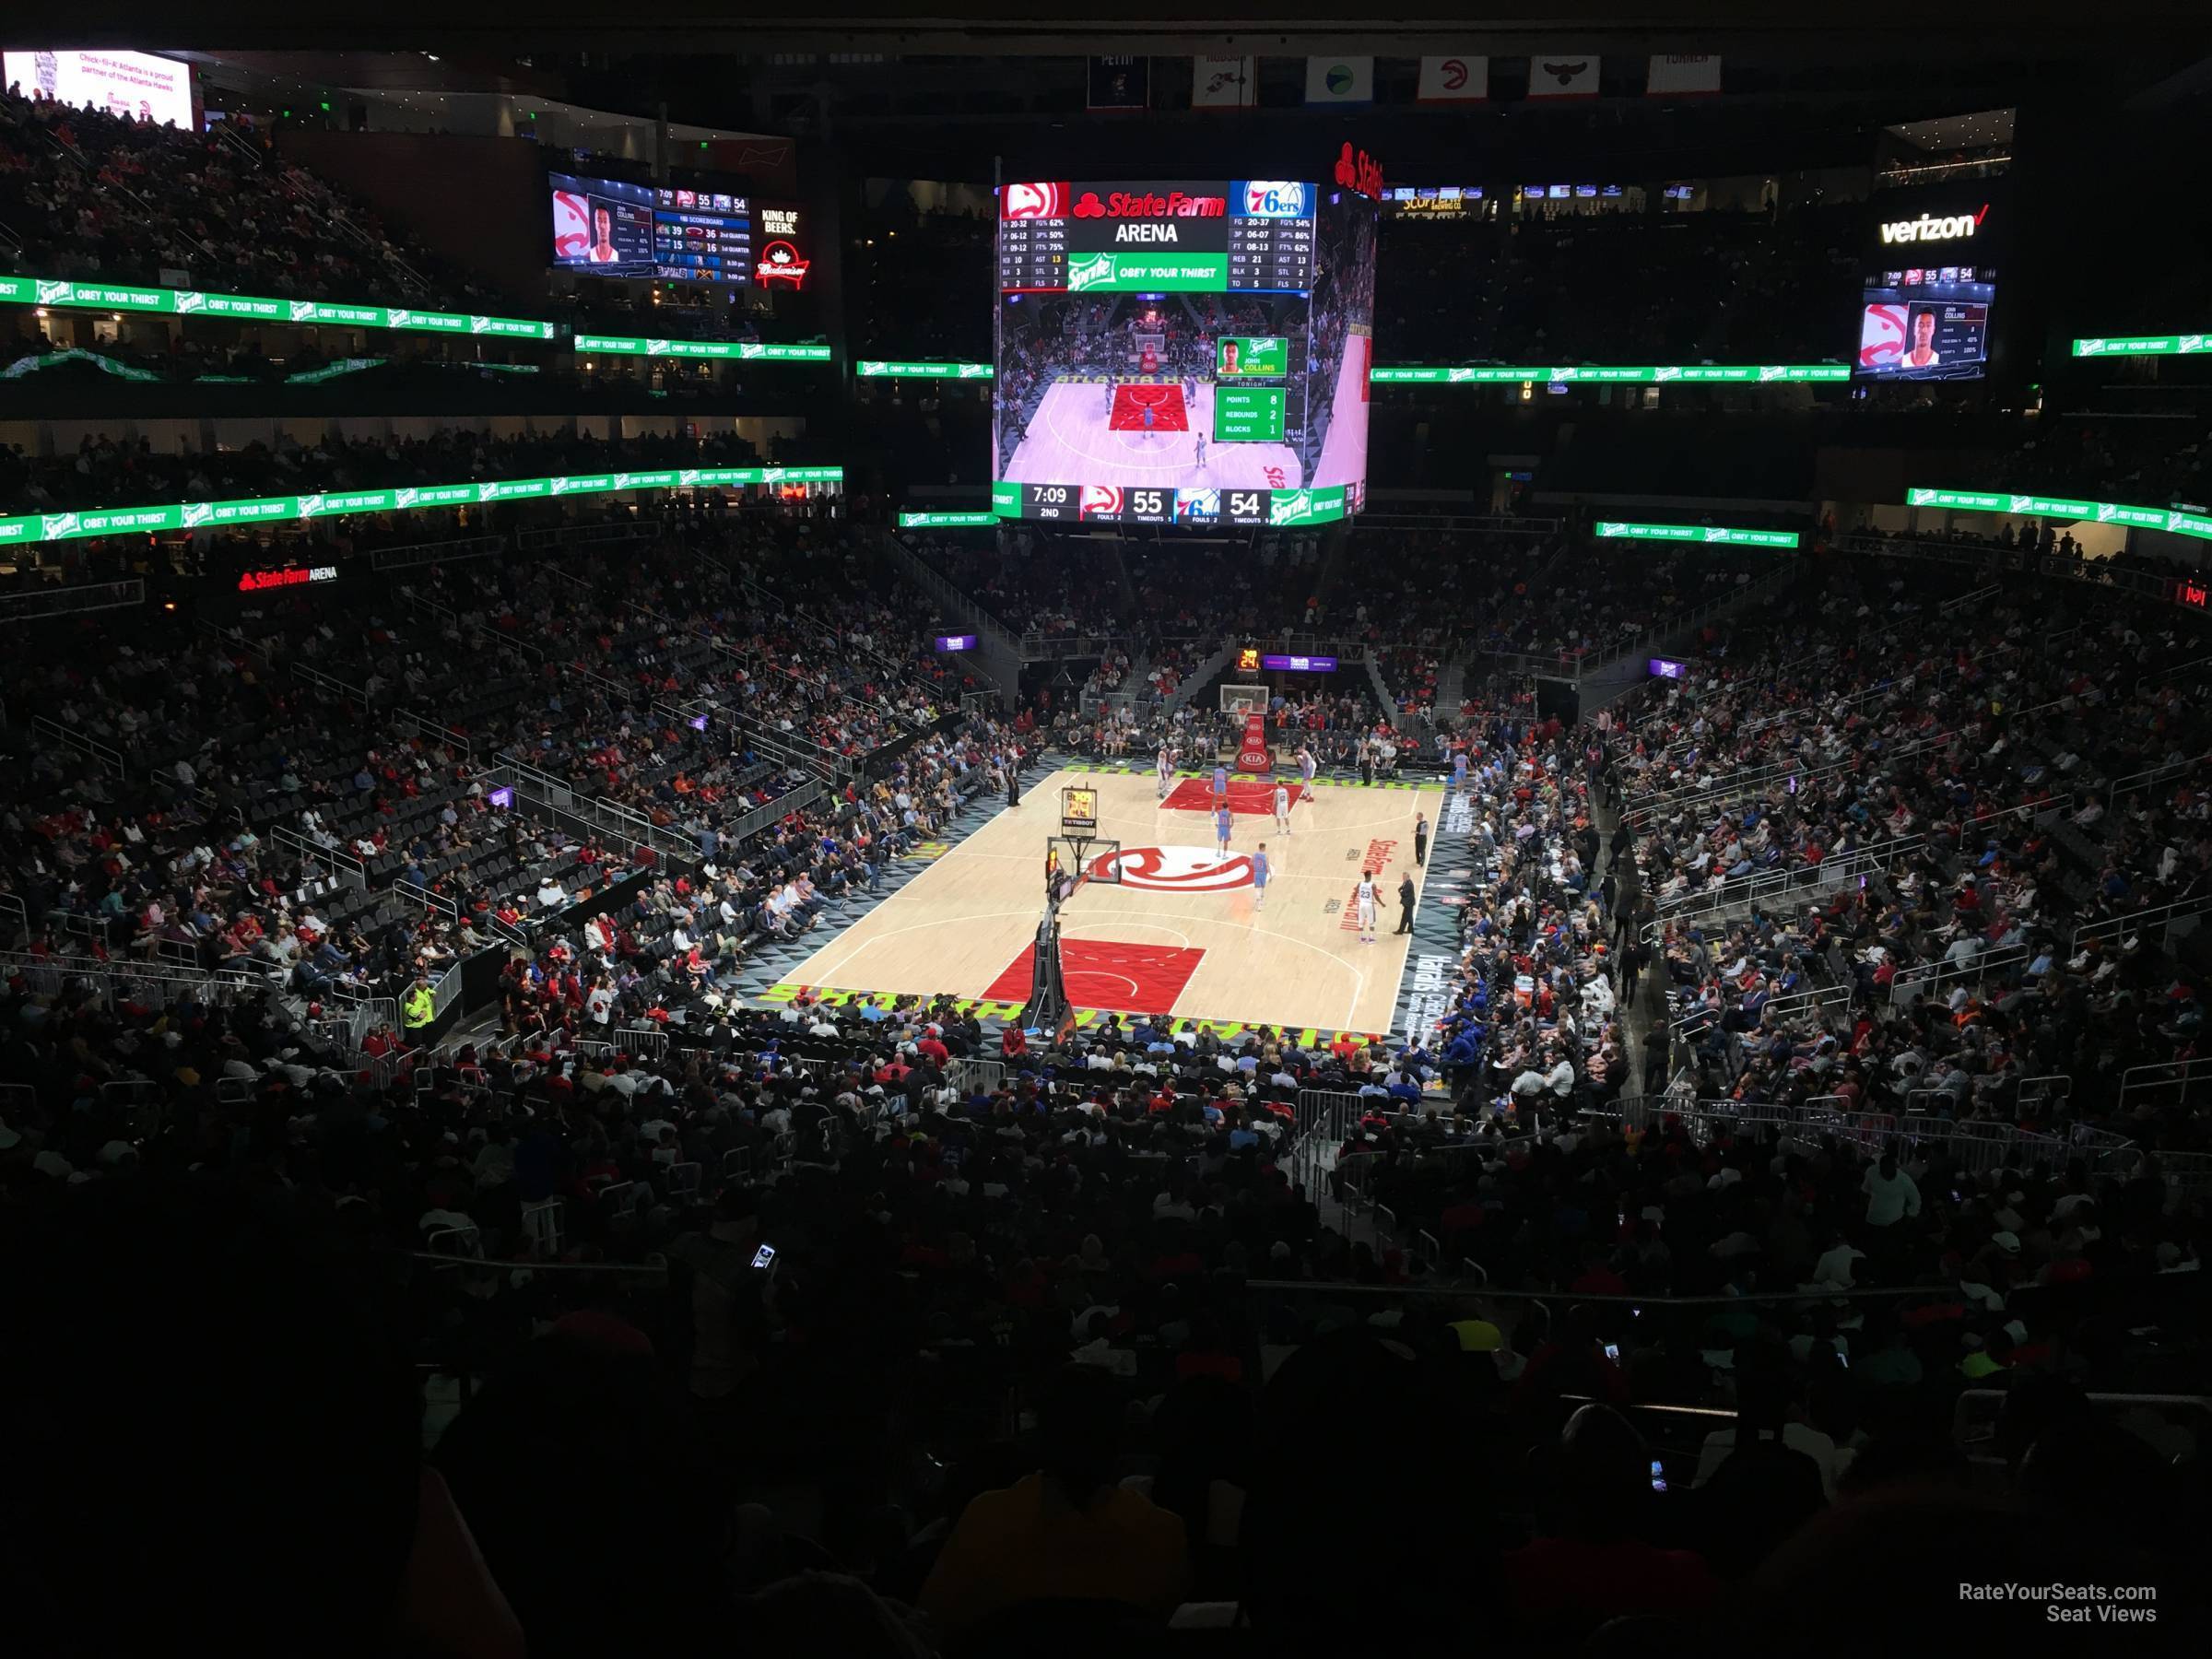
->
[[1092, 845, 1254, 892]]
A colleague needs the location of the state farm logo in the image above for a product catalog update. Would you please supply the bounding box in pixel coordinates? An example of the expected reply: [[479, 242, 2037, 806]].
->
[[1071, 189, 1225, 218], [1003, 181, 1067, 219], [1094, 845, 1253, 891]]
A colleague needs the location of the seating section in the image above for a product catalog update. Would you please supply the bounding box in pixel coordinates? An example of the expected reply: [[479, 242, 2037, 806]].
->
[[6, 495, 2208, 1647]]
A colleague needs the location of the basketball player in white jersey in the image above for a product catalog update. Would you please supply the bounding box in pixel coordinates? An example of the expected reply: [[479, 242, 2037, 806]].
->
[[1157, 744, 1173, 800], [1356, 868, 1378, 943], [1298, 745, 1317, 802], [1272, 779, 1291, 834]]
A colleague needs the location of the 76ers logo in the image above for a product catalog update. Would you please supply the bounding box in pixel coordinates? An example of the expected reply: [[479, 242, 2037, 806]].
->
[[1094, 845, 1254, 891], [1003, 181, 1067, 219]]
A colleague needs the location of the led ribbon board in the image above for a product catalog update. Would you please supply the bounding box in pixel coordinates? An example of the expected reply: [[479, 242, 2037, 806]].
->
[[0, 274, 556, 338], [0, 466, 845, 549]]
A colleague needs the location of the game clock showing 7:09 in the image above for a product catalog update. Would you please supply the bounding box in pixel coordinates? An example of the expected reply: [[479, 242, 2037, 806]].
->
[[1006, 483, 1271, 524]]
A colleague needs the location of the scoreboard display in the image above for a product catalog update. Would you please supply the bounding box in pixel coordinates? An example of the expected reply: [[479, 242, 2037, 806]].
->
[[998, 180, 1315, 295], [994, 173, 1376, 529]]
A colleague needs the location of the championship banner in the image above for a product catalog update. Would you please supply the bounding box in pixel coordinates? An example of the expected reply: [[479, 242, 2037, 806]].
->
[[0, 274, 557, 339], [1527, 55, 1600, 98], [1646, 54, 1723, 96], [1191, 53, 1257, 109], [1304, 56, 1373, 105], [1417, 54, 1488, 102], [0, 465, 847, 550], [1087, 55, 1150, 112]]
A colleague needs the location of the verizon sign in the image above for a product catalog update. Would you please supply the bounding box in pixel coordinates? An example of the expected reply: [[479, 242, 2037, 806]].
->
[[1880, 205, 1989, 245]]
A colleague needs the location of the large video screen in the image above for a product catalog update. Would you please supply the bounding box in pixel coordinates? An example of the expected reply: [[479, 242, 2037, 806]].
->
[[1856, 266, 1995, 382], [1853, 191, 2001, 383], [992, 179, 1376, 527], [549, 171, 754, 283], [3, 49, 193, 128]]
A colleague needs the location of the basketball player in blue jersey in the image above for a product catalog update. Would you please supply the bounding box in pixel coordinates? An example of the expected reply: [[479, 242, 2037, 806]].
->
[[1453, 747, 1470, 797], [1253, 842, 1270, 911], [1215, 803, 1234, 854], [1272, 779, 1291, 835], [1212, 761, 1230, 806], [1298, 745, 1317, 803], [1157, 743, 1174, 801]]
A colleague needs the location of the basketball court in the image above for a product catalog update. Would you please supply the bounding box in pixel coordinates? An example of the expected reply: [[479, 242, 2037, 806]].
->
[[1001, 376, 1306, 493], [776, 761, 1443, 1036]]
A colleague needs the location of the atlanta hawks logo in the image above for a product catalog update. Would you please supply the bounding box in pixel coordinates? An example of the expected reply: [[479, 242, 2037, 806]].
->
[[1092, 845, 1254, 891]]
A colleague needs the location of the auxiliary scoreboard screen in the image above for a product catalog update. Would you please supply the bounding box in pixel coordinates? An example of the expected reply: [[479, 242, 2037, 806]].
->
[[993, 178, 1376, 527]]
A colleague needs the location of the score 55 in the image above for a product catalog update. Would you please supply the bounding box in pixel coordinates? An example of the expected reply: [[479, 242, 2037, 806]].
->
[[1127, 488, 1171, 520]]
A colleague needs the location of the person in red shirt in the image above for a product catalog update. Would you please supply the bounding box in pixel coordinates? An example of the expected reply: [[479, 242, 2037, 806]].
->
[[916, 1030, 950, 1068], [1001, 1024, 1029, 1061]]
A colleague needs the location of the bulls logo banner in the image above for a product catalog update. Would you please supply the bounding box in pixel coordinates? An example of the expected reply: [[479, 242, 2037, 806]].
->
[[1417, 55, 1488, 102], [1192, 53, 1257, 109], [1527, 55, 1599, 98], [1088, 55, 1150, 112]]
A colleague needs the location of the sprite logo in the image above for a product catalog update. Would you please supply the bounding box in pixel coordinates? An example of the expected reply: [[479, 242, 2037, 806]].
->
[[478, 483, 502, 503], [2185, 335, 2206, 354], [679, 469, 700, 486], [2097, 503, 2117, 522], [2078, 338, 2105, 355], [175, 290, 206, 314], [2009, 495, 2032, 512], [388, 309, 411, 327], [860, 360, 886, 375], [762, 466, 785, 483], [182, 502, 212, 528], [394, 488, 418, 510], [614, 473, 634, 489], [740, 342, 765, 359], [38, 279, 73, 304], [298, 494, 325, 518], [290, 300, 315, 322], [550, 477, 571, 495], [1598, 523, 1626, 536], [1067, 252, 1116, 292], [1447, 367, 1476, 382], [959, 362, 992, 378], [1759, 365, 1785, 382], [41, 512, 79, 540], [1706, 526, 1731, 542], [1908, 488, 1935, 506], [1272, 488, 1313, 525], [470, 315, 490, 335], [1656, 366, 1681, 382], [647, 340, 669, 357]]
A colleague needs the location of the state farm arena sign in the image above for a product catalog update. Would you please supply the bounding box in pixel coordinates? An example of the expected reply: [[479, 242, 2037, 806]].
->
[[1006, 179, 1238, 255], [1091, 844, 1254, 891]]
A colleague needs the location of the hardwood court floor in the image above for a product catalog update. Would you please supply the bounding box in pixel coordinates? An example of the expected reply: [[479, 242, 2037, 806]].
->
[[784, 766, 1443, 1034]]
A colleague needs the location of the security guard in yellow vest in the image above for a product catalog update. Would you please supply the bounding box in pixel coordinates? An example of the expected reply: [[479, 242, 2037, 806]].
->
[[402, 976, 435, 1033]]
